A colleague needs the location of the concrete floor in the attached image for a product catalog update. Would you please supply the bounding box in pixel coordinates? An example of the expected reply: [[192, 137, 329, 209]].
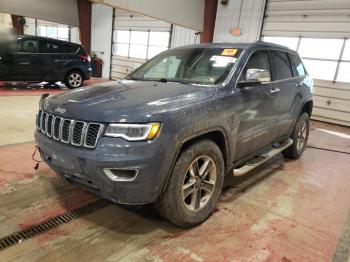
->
[[0, 92, 350, 261]]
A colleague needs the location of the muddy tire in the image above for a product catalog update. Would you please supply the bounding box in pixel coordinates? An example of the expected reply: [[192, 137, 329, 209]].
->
[[282, 112, 310, 159], [155, 139, 224, 227]]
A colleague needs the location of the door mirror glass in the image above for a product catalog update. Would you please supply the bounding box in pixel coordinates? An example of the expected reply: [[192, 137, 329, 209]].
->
[[246, 68, 271, 83], [238, 68, 271, 87]]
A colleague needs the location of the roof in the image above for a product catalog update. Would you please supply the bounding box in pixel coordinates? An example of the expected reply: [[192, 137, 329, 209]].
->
[[175, 41, 296, 54], [17, 35, 79, 46]]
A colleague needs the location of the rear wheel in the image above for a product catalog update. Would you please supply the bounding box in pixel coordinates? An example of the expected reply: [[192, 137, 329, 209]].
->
[[64, 70, 84, 89], [282, 112, 310, 159], [156, 139, 224, 227]]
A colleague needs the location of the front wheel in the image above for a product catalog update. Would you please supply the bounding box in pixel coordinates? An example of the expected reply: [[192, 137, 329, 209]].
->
[[282, 112, 310, 159], [156, 139, 224, 227], [64, 71, 84, 89]]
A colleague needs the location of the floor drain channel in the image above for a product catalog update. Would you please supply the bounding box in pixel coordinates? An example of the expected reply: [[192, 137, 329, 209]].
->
[[0, 199, 109, 251]]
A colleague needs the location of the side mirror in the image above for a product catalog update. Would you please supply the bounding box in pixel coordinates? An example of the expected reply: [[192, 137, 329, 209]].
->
[[238, 68, 271, 88]]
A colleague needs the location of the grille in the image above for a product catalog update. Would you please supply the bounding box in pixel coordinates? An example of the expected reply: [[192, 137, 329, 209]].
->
[[36, 110, 104, 149]]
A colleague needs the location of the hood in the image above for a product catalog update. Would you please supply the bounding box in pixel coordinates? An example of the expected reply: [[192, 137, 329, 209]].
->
[[42, 80, 216, 122]]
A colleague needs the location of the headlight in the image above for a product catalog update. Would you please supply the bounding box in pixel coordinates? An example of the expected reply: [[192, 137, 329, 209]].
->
[[104, 123, 161, 141]]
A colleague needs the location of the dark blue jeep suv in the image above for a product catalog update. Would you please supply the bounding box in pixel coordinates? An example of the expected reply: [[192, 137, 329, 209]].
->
[[35, 42, 313, 227]]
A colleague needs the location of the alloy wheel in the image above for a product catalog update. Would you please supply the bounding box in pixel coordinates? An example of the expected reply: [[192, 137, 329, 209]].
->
[[297, 120, 308, 151], [182, 156, 217, 211], [68, 73, 82, 88]]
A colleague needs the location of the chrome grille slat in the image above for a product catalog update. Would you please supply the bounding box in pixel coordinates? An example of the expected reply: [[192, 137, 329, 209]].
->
[[37, 110, 102, 149], [84, 123, 104, 148]]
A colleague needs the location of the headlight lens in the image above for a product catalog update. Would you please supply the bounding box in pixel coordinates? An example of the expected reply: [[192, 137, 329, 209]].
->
[[104, 123, 161, 141]]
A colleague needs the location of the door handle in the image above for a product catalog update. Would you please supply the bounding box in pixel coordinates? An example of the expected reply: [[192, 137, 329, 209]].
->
[[270, 88, 280, 94], [296, 82, 303, 87], [18, 62, 30, 65]]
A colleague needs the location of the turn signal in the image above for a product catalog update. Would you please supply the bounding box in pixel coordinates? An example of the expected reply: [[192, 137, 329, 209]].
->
[[147, 123, 161, 140]]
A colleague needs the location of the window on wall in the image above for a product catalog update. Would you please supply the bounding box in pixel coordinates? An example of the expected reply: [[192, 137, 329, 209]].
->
[[262, 36, 350, 83], [37, 22, 69, 42], [113, 30, 170, 60]]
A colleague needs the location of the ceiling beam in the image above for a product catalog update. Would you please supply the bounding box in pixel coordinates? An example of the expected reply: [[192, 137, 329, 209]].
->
[[93, 0, 205, 31]]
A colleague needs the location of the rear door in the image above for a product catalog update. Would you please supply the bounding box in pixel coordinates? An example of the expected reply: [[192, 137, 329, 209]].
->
[[269, 50, 300, 138], [11, 38, 42, 81], [40, 40, 69, 81], [234, 50, 280, 158]]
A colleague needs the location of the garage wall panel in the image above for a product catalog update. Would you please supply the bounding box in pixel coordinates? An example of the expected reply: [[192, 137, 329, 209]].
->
[[262, 0, 350, 38], [312, 80, 350, 126], [111, 9, 171, 80], [111, 9, 201, 80], [93, 0, 204, 31], [262, 0, 350, 126], [213, 0, 266, 43], [171, 25, 200, 48]]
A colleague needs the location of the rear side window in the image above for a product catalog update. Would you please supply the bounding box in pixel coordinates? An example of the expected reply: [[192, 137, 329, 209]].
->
[[43, 41, 62, 53], [289, 54, 306, 76], [241, 50, 271, 81], [17, 39, 38, 53], [62, 44, 79, 54], [270, 51, 293, 80], [42, 41, 78, 53]]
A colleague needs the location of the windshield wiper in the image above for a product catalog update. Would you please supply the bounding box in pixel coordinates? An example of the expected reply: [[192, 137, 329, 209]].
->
[[126, 76, 145, 81]]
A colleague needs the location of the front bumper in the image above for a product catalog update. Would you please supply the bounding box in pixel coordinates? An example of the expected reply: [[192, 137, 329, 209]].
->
[[35, 131, 174, 204]]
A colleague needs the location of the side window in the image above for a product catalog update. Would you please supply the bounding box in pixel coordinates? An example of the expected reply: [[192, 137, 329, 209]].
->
[[63, 44, 79, 54], [241, 50, 271, 81], [289, 53, 306, 77], [270, 51, 293, 80], [17, 40, 38, 53], [43, 42, 62, 53]]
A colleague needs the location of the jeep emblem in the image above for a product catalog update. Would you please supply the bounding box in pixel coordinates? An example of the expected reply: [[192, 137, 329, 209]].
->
[[54, 107, 66, 114]]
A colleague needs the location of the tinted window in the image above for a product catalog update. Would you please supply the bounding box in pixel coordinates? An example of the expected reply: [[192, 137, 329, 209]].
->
[[62, 44, 79, 53], [289, 53, 306, 76], [43, 41, 78, 53], [270, 51, 293, 80], [17, 39, 38, 53], [241, 50, 271, 81], [43, 41, 62, 53]]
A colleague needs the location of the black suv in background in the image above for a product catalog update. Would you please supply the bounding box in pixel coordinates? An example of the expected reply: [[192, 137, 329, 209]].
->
[[0, 35, 91, 88]]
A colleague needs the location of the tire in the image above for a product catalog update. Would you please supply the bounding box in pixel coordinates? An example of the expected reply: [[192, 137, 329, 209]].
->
[[64, 70, 84, 89], [282, 112, 310, 159], [155, 139, 225, 227]]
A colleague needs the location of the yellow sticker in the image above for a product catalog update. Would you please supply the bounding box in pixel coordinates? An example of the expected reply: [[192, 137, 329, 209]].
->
[[221, 48, 238, 56]]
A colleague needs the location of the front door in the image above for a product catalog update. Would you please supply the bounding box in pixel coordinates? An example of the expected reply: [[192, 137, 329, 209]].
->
[[234, 50, 280, 159], [11, 38, 42, 81]]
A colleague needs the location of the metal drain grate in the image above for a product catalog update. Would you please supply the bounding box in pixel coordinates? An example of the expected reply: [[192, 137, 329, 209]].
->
[[0, 199, 109, 251]]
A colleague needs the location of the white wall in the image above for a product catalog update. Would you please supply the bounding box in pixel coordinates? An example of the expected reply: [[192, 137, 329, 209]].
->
[[23, 17, 36, 35], [91, 4, 113, 79], [0, 12, 11, 29], [213, 0, 266, 43]]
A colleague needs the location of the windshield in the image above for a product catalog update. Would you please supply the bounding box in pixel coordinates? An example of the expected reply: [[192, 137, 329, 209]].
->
[[126, 47, 242, 85]]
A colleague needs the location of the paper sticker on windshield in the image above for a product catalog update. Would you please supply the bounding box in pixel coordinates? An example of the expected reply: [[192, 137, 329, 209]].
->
[[221, 48, 238, 56], [210, 56, 237, 67]]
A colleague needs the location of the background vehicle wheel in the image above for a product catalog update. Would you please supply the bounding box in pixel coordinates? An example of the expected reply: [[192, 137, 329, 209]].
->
[[64, 70, 84, 89], [282, 112, 310, 159], [156, 139, 224, 227]]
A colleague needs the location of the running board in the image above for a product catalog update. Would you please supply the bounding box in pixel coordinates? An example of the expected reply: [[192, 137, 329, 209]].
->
[[233, 138, 293, 177]]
